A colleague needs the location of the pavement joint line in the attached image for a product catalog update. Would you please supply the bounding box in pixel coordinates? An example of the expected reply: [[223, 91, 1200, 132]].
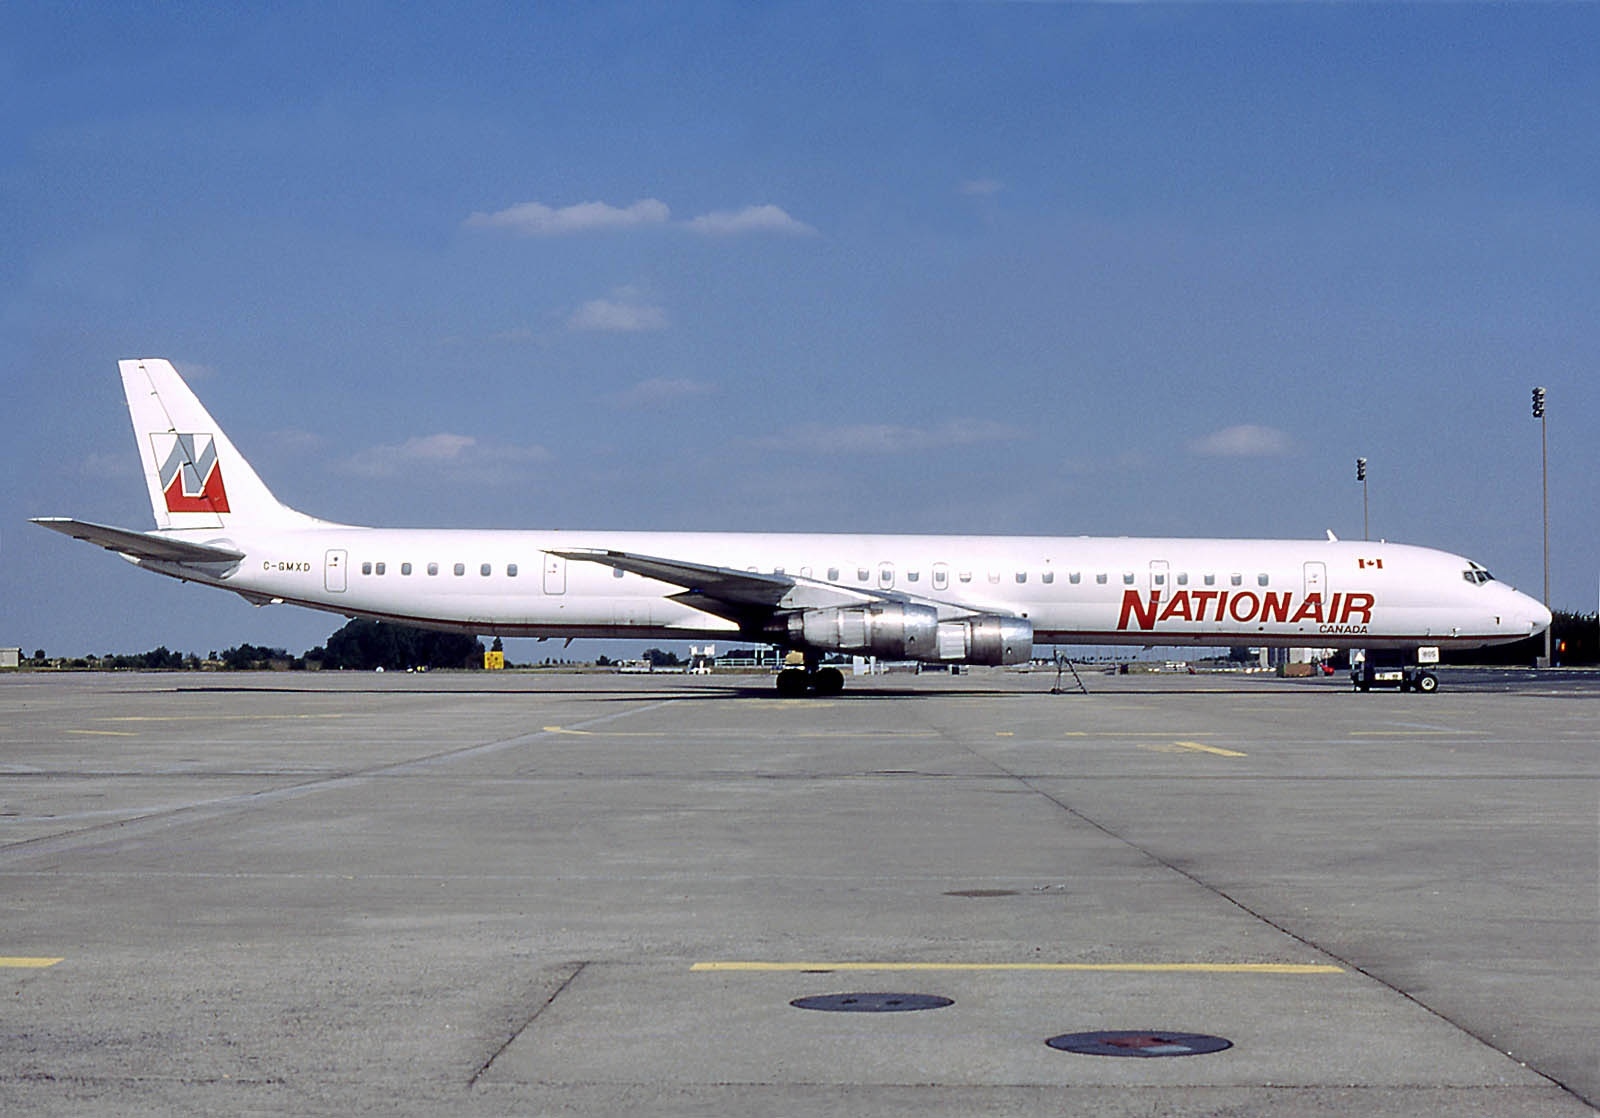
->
[[0, 957, 63, 967], [691, 962, 1344, 974]]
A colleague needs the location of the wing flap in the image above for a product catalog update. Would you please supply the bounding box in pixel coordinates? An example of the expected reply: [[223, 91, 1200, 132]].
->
[[31, 518, 245, 564]]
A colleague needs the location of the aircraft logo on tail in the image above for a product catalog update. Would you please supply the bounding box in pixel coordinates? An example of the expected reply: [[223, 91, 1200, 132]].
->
[[153, 432, 230, 513]]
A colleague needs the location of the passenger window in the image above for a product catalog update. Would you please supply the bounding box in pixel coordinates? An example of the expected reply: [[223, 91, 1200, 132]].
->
[[987, 571, 1001, 584], [1204, 573, 1216, 586], [1154, 572, 1166, 586], [1041, 571, 1054, 584], [958, 571, 973, 583], [361, 562, 373, 576], [1015, 571, 1027, 583], [858, 568, 870, 582], [481, 564, 492, 576], [454, 563, 465, 576], [827, 567, 840, 581], [907, 570, 919, 582], [1096, 573, 1108, 585], [1257, 573, 1269, 586], [1230, 573, 1243, 587], [613, 568, 624, 578], [507, 564, 518, 577], [401, 562, 412, 576], [428, 563, 439, 576], [1122, 573, 1135, 585], [1177, 572, 1188, 586], [375, 562, 386, 576]]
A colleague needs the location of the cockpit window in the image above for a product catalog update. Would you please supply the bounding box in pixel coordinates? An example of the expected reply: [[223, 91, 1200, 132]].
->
[[1462, 562, 1495, 586]]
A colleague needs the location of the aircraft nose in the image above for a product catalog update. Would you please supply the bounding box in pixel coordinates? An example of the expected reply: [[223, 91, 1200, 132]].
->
[[1515, 591, 1552, 635], [1529, 597, 1553, 634]]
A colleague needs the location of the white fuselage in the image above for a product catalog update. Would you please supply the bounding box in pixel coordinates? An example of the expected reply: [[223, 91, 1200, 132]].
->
[[144, 525, 1550, 651]]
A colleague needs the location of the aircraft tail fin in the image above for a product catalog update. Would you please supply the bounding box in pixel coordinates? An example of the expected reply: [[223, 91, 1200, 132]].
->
[[119, 358, 318, 531]]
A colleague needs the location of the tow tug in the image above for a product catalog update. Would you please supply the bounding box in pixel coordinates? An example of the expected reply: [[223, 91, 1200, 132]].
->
[[1351, 646, 1440, 693]]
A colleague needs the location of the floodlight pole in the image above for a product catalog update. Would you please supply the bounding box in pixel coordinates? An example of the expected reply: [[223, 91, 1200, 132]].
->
[[1533, 388, 1551, 667], [1355, 457, 1368, 541]]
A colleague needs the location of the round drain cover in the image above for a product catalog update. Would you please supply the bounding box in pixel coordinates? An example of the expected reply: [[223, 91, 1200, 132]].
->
[[790, 992, 954, 1013], [1046, 1030, 1232, 1057]]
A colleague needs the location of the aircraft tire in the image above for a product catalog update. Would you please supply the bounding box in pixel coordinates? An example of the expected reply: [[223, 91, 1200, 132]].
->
[[775, 668, 809, 697], [1416, 671, 1438, 693], [813, 667, 845, 695]]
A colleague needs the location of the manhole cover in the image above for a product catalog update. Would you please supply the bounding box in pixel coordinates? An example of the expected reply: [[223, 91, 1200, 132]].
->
[[790, 993, 954, 1013], [1046, 1030, 1232, 1057]]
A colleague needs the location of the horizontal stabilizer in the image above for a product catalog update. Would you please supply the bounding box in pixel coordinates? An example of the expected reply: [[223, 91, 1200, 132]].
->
[[30, 518, 245, 564]]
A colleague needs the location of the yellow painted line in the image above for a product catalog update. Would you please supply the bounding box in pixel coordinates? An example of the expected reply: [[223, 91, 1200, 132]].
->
[[66, 729, 138, 737], [692, 962, 1341, 975], [1172, 740, 1247, 758], [99, 714, 345, 723], [0, 957, 63, 968], [543, 725, 592, 736], [995, 731, 1014, 737], [1063, 732, 1217, 738]]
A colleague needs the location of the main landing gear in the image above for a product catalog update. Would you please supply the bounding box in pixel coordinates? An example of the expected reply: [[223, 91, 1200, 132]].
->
[[775, 654, 846, 697]]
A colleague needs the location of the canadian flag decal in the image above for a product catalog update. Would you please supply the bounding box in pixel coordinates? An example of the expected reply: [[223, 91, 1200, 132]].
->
[[153, 433, 230, 513]]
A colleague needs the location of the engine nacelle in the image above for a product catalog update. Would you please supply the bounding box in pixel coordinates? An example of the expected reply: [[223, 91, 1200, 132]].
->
[[782, 602, 940, 660], [935, 615, 1033, 665], [780, 605, 1032, 666]]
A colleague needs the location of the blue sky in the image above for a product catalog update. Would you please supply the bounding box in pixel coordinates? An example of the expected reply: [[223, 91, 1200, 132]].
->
[[4, 2, 1596, 660]]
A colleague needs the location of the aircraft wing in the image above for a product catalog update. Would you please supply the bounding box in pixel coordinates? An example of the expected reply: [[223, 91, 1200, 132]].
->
[[551, 547, 887, 626], [30, 518, 245, 565]]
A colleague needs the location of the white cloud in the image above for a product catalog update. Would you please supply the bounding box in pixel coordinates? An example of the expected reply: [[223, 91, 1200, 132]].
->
[[685, 204, 816, 236], [606, 377, 714, 408], [343, 433, 550, 481], [1188, 424, 1293, 458], [465, 198, 815, 238], [753, 418, 1021, 456], [568, 298, 669, 333], [464, 198, 671, 236]]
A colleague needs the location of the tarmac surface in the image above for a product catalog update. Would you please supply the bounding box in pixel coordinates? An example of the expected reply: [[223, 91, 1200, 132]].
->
[[0, 666, 1595, 1116]]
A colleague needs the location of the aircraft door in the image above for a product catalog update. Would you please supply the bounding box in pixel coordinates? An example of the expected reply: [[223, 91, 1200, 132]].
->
[[543, 553, 567, 595], [325, 549, 347, 593], [1149, 560, 1170, 596], [1303, 561, 1326, 598]]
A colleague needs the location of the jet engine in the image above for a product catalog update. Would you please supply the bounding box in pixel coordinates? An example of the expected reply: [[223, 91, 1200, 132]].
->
[[781, 602, 938, 660], [935, 614, 1033, 665], [778, 604, 1032, 666]]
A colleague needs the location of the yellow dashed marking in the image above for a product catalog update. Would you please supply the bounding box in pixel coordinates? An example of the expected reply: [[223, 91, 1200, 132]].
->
[[1171, 740, 1247, 757], [0, 957, 63, 968]]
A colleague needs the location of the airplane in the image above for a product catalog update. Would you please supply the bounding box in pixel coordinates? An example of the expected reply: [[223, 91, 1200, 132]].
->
[[34, 359, 1551, 695]]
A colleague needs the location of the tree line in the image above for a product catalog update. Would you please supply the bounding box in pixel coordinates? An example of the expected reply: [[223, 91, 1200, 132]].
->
[[24, 620, 486, 673]]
